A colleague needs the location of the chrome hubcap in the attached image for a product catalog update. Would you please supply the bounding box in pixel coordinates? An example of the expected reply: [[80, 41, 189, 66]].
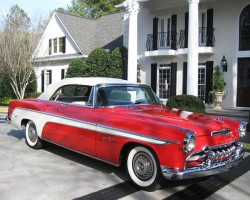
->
[[28, 125, 37, 143], [133, 152, 154, 181]]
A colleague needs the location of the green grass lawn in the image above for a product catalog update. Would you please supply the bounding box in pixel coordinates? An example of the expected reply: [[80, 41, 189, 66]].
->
[[0, 98, 12, 106], [243, 142, 250, 150]]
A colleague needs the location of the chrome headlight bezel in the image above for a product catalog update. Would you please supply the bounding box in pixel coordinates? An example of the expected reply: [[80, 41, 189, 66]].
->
[[184, 131, 196, 153], [238, 122, 247, 137]]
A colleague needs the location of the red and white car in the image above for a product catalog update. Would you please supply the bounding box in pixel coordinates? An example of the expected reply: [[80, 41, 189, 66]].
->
[[7, 77, 246, 189]]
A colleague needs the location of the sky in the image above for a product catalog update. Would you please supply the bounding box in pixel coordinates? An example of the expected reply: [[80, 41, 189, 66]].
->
[[0, 0, 72, 17]]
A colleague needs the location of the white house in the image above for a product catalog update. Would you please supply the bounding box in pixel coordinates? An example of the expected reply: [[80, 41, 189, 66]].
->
[[122, 0, 250, 108], [33, 11, 124, 93], [34, 0, 250, 109]]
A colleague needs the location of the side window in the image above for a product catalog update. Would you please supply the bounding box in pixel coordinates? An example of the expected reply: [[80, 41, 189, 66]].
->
[[50, 85, 92, 106]]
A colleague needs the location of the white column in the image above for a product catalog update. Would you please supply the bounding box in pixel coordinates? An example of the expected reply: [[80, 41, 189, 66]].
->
[[187, 0, 199, 96], [124, 0, 139, 83]]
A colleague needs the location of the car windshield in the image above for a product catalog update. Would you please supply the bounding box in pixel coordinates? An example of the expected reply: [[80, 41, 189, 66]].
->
[[96, 86, 162, 107]]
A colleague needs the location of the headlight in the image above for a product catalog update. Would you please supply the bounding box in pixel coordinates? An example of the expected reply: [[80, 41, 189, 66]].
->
[[238, 122, 247, 137], [184, 132, 196, 153]]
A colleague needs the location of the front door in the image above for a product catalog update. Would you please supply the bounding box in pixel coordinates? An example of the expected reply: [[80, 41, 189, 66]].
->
[[237, 58, 250, 107]]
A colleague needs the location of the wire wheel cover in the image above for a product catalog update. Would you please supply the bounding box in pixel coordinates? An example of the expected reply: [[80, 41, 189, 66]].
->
[[28, 124, 38, 143], [132, 152, 154, 181]]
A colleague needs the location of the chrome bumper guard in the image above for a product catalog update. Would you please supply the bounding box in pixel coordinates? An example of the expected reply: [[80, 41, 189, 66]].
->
[[161, 142, 244, 180]]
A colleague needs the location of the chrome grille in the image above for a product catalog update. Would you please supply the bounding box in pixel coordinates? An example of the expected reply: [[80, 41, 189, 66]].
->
[[207, 144, 237, 165]]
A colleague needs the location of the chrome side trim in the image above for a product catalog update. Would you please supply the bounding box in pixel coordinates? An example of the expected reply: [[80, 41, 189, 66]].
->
[[11, 107, 178, 145], [97, 124, 178, 145]]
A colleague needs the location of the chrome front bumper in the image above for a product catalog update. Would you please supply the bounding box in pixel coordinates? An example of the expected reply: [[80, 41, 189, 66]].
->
[[161, 143, 244, 180]]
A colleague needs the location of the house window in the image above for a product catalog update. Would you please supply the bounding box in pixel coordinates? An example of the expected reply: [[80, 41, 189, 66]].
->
[[157, 64, 171, 99], [199, 11, 207, 46], [239, 5, 250, 50], [45, 70, 52, 86], [199, 12, 207, 46], [59, 37, 65, 52], [198, 65, 206, 101], [158, 17, 172, 49], [53, 39, 58, 54], [49, 37, 66, 55], [41, 70, 52, 92]]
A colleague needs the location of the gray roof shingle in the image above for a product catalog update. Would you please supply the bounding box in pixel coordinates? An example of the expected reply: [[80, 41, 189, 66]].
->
[[56, 11, 124, 55]]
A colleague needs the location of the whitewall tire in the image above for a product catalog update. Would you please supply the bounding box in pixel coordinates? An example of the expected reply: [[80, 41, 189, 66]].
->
[[25, 121, 43, 149], [127, 146, 160, 190]]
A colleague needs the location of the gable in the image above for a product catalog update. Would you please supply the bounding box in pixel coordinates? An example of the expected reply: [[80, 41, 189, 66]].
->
[[34, 12, 83, 59], [34, 11, 125, 61]]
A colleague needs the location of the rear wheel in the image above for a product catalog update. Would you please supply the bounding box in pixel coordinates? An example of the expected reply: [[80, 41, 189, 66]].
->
[[25, 121, 43, 149], [126, 146, 161, 190]]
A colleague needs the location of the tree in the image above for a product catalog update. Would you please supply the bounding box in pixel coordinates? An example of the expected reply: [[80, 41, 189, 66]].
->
[[0, 5, 45, 99], [57, 0, 124, 19], [5, 4, 31, 31]]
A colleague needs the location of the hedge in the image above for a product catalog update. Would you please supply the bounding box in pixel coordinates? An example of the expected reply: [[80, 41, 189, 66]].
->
[[166, 95, 205, 114]]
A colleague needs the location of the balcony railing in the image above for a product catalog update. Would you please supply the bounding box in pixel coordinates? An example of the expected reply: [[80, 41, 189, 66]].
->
[[146, 27, 215, 51], [146, 31, 178, 51], [179, 27, 215, 48]]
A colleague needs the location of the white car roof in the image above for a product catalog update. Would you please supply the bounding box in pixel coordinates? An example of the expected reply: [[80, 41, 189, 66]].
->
[[38, 77, 138, 100]]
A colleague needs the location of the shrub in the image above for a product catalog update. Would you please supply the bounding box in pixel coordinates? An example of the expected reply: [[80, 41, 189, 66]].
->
[[25, 70, 37, 96], [166, 95, 205, 114], [67, 47, 126, 79], [25, 92, 41, 98], [0, 97, 12, 106], [0, 76, 14, 98], [212, 65, 225, 92], [111, 46, 128, 79], [66, 58, 87, 78], [85, 48, 113, 77]]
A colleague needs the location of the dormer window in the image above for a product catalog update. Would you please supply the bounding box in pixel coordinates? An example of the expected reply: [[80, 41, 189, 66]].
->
[[49, 37, 66, 55]]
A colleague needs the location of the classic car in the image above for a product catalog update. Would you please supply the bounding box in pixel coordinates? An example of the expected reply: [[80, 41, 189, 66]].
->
[[7, 77, 247, 189]]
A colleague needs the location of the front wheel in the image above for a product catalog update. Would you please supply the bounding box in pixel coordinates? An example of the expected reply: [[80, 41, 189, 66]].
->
[[25, 121, 43, 149], [126, 146, 161, 190]]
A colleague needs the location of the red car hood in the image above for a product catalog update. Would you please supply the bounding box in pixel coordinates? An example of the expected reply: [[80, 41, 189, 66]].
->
[[110, 105, 240, 137]]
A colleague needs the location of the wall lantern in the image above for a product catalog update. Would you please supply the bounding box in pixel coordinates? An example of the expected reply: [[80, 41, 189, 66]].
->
[[221, 55, 228, 72]]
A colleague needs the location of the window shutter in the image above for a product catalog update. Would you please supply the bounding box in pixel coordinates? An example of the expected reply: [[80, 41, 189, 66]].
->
[[153, 18, 158, 50], [205, 61, 214, 103], [170, 63, 177, 97], [62, 37, 66, 53], [171, 15, 177, 50], [61, 69, 65, 80], [48, 70, 52, 84], [182, 62, 187, 94], [41, 70, 44, 92], [184, 12, 189, 48], [49, 39, 52, 55], [151, 63, 157, 93], [207, 9, 214, 47]]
